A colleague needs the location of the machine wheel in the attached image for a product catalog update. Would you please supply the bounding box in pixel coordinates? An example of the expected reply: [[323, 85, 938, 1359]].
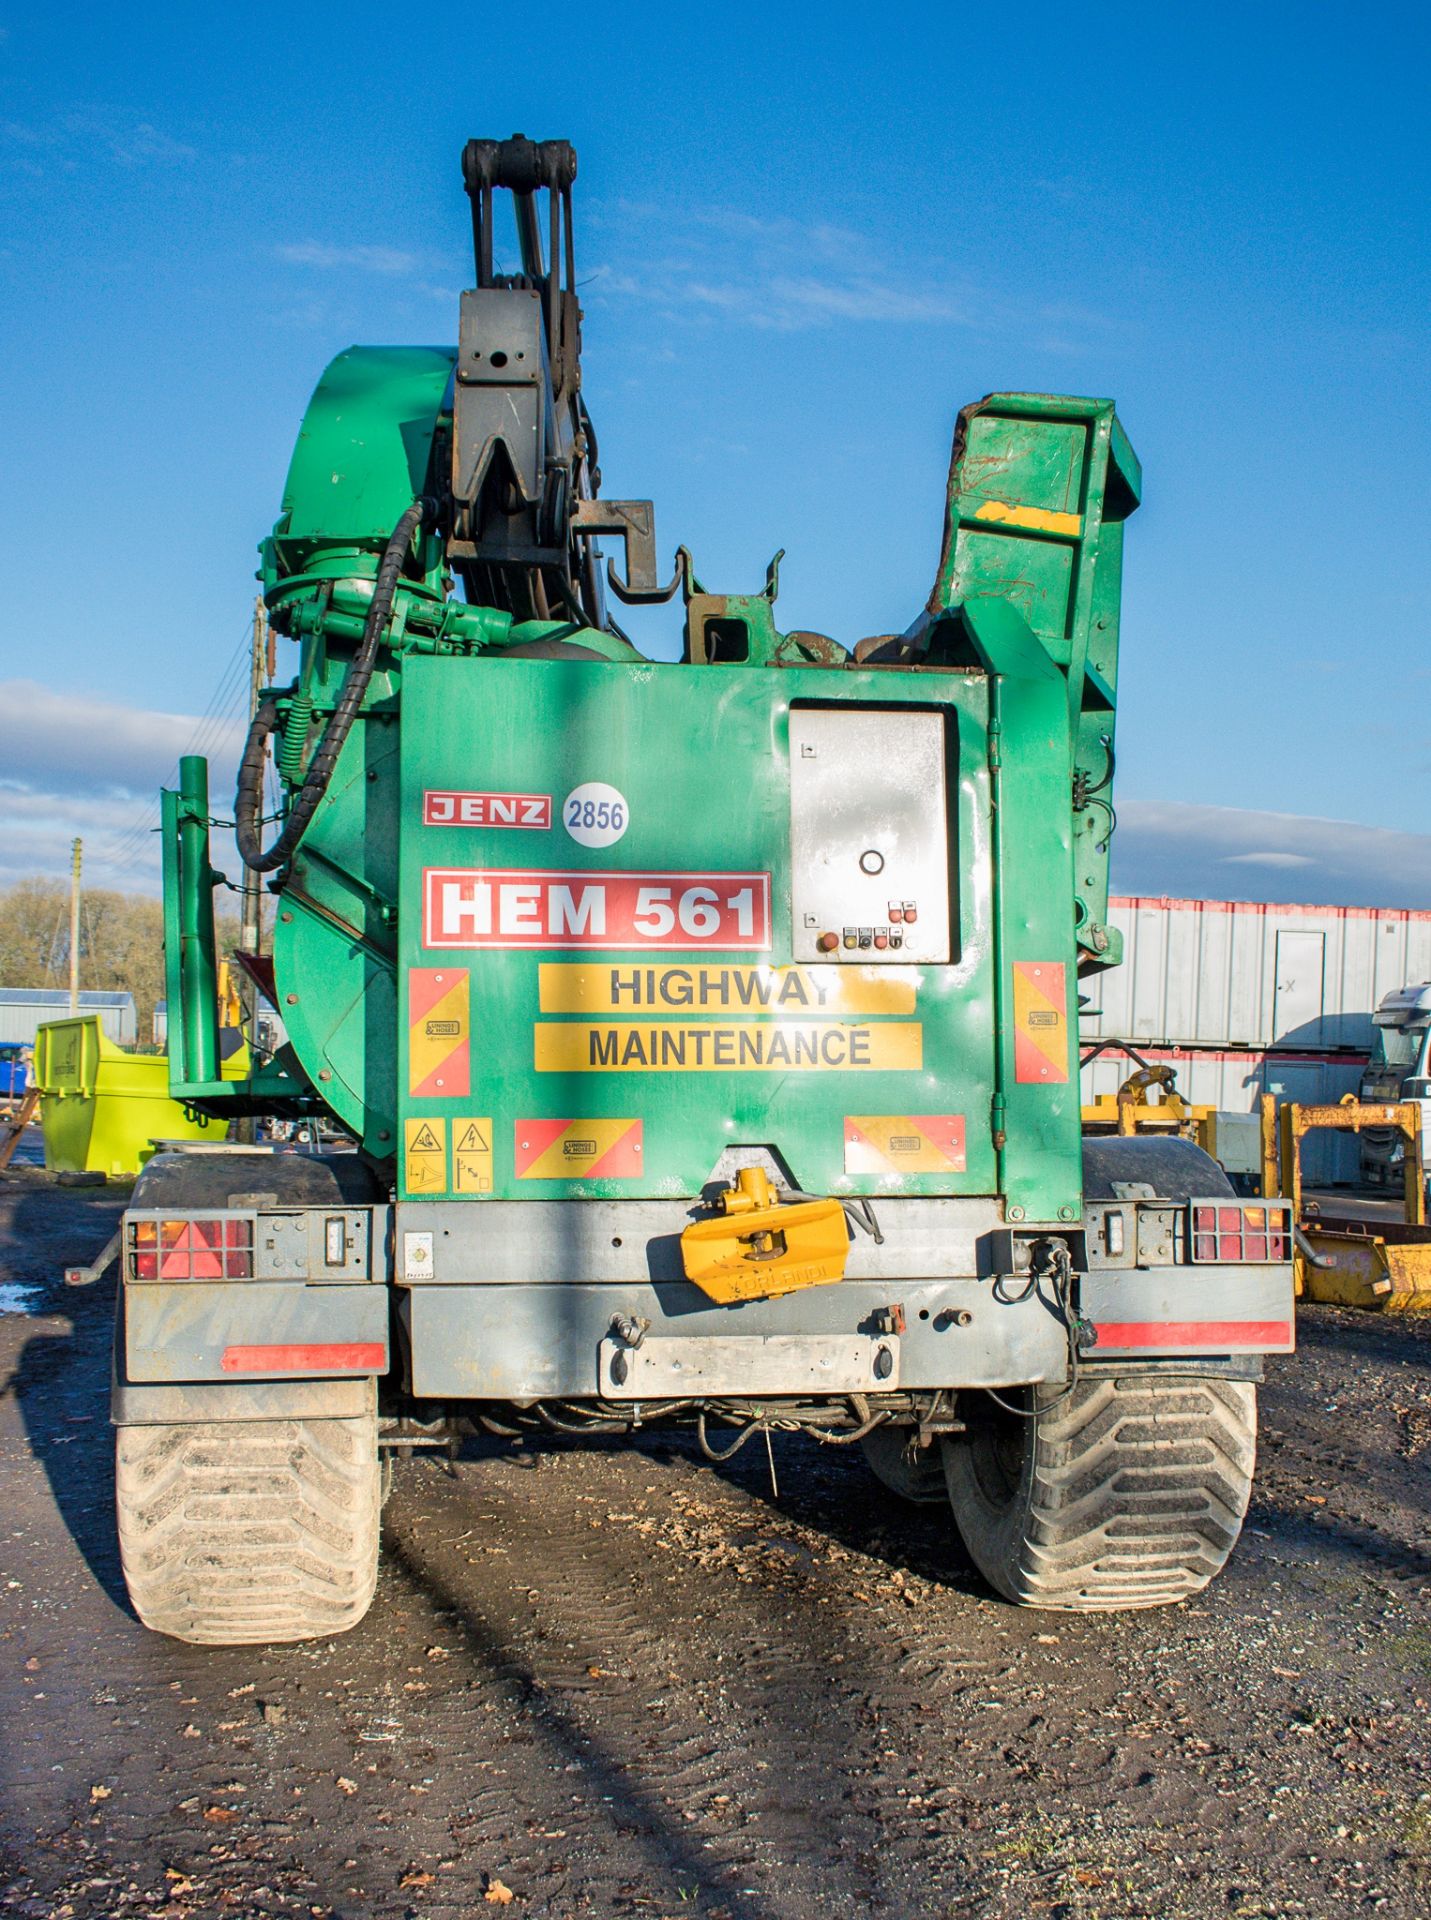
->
[[943, 1375, 1257, 1611], [860, 1423, 947, 1504], [115, 1411, 380, 1644]]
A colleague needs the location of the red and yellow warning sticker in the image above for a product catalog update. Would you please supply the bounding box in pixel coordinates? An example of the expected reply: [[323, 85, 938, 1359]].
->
[[1012, 961, 1068, 1084], [408, 967, 470, 1098], [514, 1118, 643, 1180], [404, 1116, 447, 1194], [844, 1115, 966, 1175]]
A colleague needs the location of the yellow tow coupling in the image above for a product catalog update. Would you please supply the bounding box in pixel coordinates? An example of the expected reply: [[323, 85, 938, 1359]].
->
[[679, 1167, 850, 1304]]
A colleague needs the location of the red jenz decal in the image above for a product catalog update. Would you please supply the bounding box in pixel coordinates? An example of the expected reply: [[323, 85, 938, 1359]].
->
[[220, 1342, 386, 1373], [424, 790, 552, 829], [1093, 1319, 1293, 1351], [423, 868, 772, 951]]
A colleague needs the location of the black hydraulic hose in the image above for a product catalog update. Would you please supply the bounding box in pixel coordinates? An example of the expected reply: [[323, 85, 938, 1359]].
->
[[236, 497, 433, 873]]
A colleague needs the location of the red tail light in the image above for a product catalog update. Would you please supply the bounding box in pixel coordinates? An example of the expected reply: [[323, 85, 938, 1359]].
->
[[1190, 1203, 1290, 1264], [128, 1217, 253, 1280]]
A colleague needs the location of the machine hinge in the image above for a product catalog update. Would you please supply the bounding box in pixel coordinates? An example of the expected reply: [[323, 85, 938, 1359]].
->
[[990, 1091, 1007, 1152], [986, 713, 1003, 772]]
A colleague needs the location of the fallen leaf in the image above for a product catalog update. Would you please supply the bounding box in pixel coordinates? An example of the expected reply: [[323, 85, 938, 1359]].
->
[[181, 1724, 201, 1739], [336, 1777, 358, 1796], [227, 1684, 255, 1697], [484, 1878, 515, 1905], [400, 1871, 436, 1890], [1074, 1869, 1103, 1887], [425, 1645, 453, 1660], [1305, 1494, 1327, 1506], [203, 1806, 238, 1823], [89, 1785, 111, 1803]]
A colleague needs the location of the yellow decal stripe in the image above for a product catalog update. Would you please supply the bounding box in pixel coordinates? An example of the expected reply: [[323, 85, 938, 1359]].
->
[[534, 1022, 922, 1073], [973, 499, 1082, 537], [538, 963, 915, 1017]]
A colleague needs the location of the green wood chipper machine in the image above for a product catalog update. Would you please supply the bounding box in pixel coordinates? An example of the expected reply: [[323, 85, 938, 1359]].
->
[[112, 135, 1294, 1642]]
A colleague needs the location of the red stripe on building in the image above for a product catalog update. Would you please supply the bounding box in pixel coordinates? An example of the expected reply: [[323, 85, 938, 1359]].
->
[[220, 1343, 386, 1373], [1092, 1319, 1293, 1351], [1110, 895, 1431, 924], [1082, 1043, 1369, 1068]]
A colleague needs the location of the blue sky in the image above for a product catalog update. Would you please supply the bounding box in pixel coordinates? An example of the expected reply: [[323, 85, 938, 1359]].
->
[[1, 2, 1429, 902]]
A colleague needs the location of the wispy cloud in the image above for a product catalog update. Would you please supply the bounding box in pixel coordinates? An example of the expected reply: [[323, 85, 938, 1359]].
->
[[3, 109, 196, 170], [684, 273, 968, 330], [276, 241, 425, 276], [1114, 799, 1431, 909], [582, 196, 1111, 346], [0, 681, 244, 893]]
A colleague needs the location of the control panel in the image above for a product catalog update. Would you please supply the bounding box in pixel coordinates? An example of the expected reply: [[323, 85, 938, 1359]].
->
[[788, 708, 951, 964]]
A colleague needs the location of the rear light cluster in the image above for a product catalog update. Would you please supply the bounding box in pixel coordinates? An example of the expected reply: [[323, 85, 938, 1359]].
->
[[130, 1217, 253, 1280], [1190, 1203, 1291, 1264]]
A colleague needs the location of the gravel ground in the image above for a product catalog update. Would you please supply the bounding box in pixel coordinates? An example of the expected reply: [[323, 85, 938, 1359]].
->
[[1, 1165, 1429, 1919]]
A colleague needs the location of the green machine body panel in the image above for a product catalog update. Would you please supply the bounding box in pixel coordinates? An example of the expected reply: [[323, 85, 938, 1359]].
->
[[262, 345, 456, 599], [164, 380, 1137, 1228], [393, 658, 1014, 1204]]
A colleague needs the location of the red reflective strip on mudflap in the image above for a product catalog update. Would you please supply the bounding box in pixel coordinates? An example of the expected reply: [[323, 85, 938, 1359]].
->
[[219, 1343, 386, 1373], [1093, 1320, 1293, 1351]]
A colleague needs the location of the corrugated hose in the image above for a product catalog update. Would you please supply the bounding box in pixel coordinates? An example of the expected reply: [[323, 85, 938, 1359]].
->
[[235, 496, 433, 873]]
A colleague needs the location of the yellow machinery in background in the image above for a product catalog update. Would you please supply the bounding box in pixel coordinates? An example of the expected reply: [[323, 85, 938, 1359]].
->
[[1264, 1095, 1431, 1313], [1081, 1057, 1431, 1313], [1082, 1063, 1207, 1138], [1082, 1062, 1237, 1170]]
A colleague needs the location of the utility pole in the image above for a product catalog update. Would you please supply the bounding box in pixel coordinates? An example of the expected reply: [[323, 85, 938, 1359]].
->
[[68, 838, 82, 1013]]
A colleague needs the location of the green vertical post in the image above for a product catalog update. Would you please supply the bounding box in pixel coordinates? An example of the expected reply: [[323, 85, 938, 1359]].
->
[[177, 755, 219, 1087]]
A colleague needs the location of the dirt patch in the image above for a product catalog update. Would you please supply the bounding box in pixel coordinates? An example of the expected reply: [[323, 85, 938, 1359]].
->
[[2, 1170, 1429, 1917]]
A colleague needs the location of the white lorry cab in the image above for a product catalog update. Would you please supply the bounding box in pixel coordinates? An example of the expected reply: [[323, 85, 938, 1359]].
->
[[1360, 983, 1431, 1186]]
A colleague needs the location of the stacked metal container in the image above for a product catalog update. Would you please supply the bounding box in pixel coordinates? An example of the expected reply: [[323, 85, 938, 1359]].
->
[[1080, 898, 1431, 1182]]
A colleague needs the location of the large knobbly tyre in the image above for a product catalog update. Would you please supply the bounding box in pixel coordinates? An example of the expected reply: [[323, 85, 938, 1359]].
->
[[116, 1413, 380, 1644], [860, 1424, 948, 1504], [942, 1375, 1257, 1611]]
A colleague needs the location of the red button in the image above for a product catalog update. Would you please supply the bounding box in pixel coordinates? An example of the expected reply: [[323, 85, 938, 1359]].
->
[[817, 931, 839, 953]]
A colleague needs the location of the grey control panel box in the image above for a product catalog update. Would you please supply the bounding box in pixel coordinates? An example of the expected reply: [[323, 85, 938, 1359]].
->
[[788, 708, 951, 963]]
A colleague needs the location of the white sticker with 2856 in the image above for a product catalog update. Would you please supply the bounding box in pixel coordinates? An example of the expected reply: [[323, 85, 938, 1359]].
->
[[563, 783, 628, 848]]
